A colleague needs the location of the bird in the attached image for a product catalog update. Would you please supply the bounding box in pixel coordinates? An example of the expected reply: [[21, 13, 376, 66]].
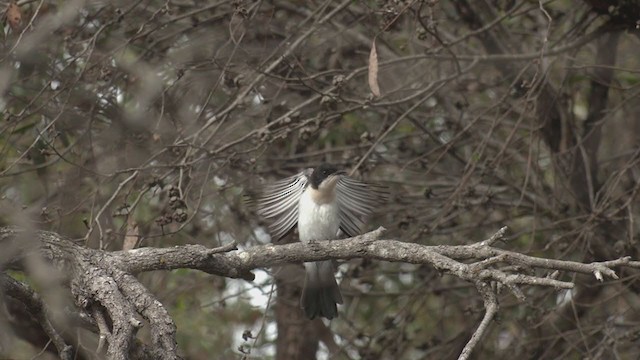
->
[[254, 163, 387, 320]]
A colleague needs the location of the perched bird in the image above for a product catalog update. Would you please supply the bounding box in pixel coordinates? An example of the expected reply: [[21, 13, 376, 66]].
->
[[254, 164, 387, 320]]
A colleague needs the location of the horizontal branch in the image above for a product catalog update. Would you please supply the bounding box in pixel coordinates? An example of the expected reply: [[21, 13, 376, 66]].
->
[[115, 227, 635, 292], [3, 225, 638, 360]]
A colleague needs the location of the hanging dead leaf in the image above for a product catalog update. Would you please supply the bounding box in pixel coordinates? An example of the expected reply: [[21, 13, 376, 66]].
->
[[5, 1, 22, 31], [123, 218, 140, 251], [368, 40, 381, 97]]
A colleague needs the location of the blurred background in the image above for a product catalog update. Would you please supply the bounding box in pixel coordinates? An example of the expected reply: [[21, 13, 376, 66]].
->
[[1, 0, 639, 359]]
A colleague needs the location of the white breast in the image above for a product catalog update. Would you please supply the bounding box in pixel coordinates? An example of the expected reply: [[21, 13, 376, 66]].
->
[[298, 188, 340, 243]]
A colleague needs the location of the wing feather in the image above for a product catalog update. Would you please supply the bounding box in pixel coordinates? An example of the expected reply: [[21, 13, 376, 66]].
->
[[336, 176, 388, 237], [253, 171, 309, 241]]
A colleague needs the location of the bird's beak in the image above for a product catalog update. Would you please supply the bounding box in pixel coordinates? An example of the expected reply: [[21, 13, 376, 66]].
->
[[319, 172, 344, 191], [328, 170, 346, 183]]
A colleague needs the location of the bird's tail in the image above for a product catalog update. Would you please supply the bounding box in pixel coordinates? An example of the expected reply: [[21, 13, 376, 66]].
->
[[301, 261, 343, 320]]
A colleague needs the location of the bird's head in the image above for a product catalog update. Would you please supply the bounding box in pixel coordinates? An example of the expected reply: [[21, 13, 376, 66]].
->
[[309, 164, 345, 191]]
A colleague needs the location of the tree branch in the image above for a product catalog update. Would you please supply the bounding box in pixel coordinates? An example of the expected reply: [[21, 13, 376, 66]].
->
[[458, 281, 498, 360], [0, 274, 73, 360], [2, 225, 639, 359]]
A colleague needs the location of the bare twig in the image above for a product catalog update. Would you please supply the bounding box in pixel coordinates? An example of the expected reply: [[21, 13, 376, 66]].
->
[[458, 281, 499, 360]]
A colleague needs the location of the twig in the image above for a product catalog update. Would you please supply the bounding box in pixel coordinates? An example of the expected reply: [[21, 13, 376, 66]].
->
[[85, 170, 139, 248], [458, 281, 499, 360]]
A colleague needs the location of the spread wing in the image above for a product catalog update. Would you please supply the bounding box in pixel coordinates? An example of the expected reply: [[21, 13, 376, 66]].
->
[[335, 176, 388, 237], [253, 170, 310, 241]]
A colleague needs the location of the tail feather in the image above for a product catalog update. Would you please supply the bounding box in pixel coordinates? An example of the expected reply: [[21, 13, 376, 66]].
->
[[301, 261, 343, 320]]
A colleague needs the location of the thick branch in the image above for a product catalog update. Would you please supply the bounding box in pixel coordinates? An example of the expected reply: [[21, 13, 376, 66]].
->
[[3, 226, 639, 359], [115, 227, 634, 290]]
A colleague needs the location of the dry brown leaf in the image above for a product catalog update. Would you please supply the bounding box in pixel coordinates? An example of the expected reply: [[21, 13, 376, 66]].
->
[[368, 40, 381, 97], [5, 1, 22, 31], [123, 218, 139, 251]]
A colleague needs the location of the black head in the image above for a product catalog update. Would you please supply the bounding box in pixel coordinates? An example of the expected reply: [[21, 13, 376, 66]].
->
[[309, 164, 343, 189]]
